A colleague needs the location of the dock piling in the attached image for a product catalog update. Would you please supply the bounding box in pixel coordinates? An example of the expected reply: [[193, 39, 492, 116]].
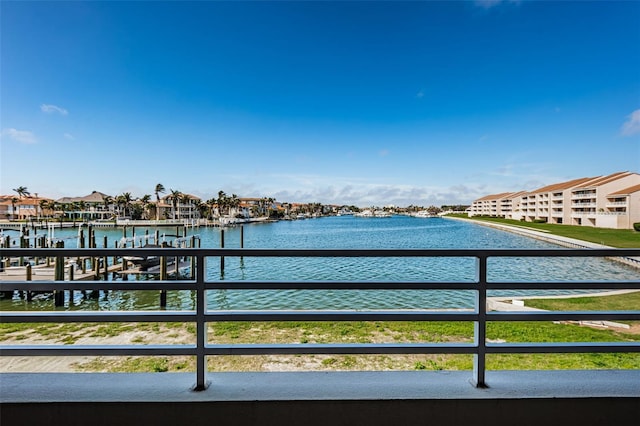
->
[[54, 241, 65, 307], [159, 253, 167, 308], [220, 229, 225, 275]]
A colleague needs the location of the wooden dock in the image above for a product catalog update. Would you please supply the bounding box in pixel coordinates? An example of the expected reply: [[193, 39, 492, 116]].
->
[[0, 258, 191, 308]]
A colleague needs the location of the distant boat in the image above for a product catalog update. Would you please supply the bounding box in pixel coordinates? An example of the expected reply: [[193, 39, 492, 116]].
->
[[123, 256, 161, 271], [219, 216, 243, 226], [354, 210, 374, 217], [412, 211, 437, 218], [123, 244, 162, 270], [354, 209, 392, 218]]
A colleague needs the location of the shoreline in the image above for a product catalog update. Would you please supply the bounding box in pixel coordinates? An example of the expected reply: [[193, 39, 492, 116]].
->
[[442, 215, 640, 270]]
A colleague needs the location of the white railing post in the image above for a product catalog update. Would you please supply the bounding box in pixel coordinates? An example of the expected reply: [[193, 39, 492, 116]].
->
[[473, 254, 488, 388]]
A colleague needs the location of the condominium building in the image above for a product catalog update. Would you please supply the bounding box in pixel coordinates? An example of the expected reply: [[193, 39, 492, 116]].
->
[[468, 171, 640, 229], [467, 192, 514, 217], [499, 191, 527, 220], [517, 177, 595, 224], [569, 171, 640, 228], [606, 184, 640, 230]]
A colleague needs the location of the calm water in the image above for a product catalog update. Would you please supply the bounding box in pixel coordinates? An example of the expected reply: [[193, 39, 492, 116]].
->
[[2, 216, 639, 311]]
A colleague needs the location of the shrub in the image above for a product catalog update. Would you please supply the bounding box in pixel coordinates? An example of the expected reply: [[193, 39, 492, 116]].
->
[[633, 223, 640, 232]]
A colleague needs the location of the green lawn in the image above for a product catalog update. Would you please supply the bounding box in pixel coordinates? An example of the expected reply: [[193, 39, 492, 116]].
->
[[4, 315, 639, 372], [446, 214, 640, 248], [525, 291, 640, 312]]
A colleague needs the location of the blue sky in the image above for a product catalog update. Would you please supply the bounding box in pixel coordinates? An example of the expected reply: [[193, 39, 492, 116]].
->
[[1, 0, 639, 207]]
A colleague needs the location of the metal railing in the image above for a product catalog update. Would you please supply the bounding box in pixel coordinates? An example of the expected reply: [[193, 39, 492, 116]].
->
[[1, 247, 639, 390]]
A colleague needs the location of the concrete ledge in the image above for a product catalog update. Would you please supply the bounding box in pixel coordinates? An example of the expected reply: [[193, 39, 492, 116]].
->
[[2, 370, 639, 426]]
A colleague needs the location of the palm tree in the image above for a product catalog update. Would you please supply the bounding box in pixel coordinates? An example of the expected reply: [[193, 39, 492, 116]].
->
[[180, 193, 193, 219], [154, 183, 165, 220], [206, 198, 217, 220], [57, 201, 67, 223], [39, 199, 49, 219], [140, 194, 151, 219], [70, 201, 80, 222], [146, 203, 157, 221], [266, 197, 276, 217], [10, 197, 18, 220], [169, 189, 182, 220], [121, 192, 134, 218], [197, 202, 209, 220], [217, 191, 228, 216], [12, 186, 30, 199], [47, 200, 57, 219], [114, 195, 125, 218], [426, 205, 442, 216], [259, 197, 275, 217], [102, 195, 114, 219], [78, 201, 87, 222], [229, 194, 240, 217]]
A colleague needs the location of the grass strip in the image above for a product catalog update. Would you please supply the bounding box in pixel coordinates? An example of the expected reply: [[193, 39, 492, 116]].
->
[[3, 318, 638, 372], [446, 214, 640, 248]]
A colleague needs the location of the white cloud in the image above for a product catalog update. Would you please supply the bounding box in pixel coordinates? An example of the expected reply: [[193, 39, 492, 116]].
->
[[379, 149, 390, 157], [416, 90, 425, 99], [64, 133, 75, 140], [1, 128, 37, 144], [272, 182, 484, 207], [40, 104, 68, 115], [621, 109, 640, 136]]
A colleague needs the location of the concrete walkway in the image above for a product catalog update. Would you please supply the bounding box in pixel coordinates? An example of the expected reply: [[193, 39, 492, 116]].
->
[[1, 371, 639, 426], [444, 216, 640, 269]]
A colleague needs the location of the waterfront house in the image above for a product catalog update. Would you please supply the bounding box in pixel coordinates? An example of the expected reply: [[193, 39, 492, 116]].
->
[[0, 194, 52, 220], [56, 191, 115, 221], [160, 193, 201, 220]]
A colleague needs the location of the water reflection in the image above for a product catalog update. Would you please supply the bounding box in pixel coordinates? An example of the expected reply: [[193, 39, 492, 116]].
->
[[1, 216, 638, 311]]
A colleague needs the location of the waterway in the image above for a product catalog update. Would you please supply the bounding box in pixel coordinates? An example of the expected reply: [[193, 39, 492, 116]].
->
[[1, 215, 638, 311]]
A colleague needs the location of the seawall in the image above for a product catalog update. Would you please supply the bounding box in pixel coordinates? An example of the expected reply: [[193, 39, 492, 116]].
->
[[443, 216, 640, 270]]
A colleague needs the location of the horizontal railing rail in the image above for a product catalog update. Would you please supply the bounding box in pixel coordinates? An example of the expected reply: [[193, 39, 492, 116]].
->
[[1, 247, 639, 390]]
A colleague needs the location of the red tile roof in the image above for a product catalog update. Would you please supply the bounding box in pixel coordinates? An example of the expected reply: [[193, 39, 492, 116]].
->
[[575, 171, 631, 189], [528, 177, 597, 194], [608, 183, 640, 196], [475, 192, 513, 202]]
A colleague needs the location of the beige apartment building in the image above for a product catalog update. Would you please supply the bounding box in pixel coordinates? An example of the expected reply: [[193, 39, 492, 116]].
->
[[515, 177, 595, 224], [467, 191, 527, 218], [468, 171, 640, 229]]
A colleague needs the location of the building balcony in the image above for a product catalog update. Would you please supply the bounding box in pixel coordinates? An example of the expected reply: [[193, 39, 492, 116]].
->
[[571, 213, 596, 218], [571, 203, 596, 208], [571, 193, 596, 199], [606, 201, 628, 207]]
